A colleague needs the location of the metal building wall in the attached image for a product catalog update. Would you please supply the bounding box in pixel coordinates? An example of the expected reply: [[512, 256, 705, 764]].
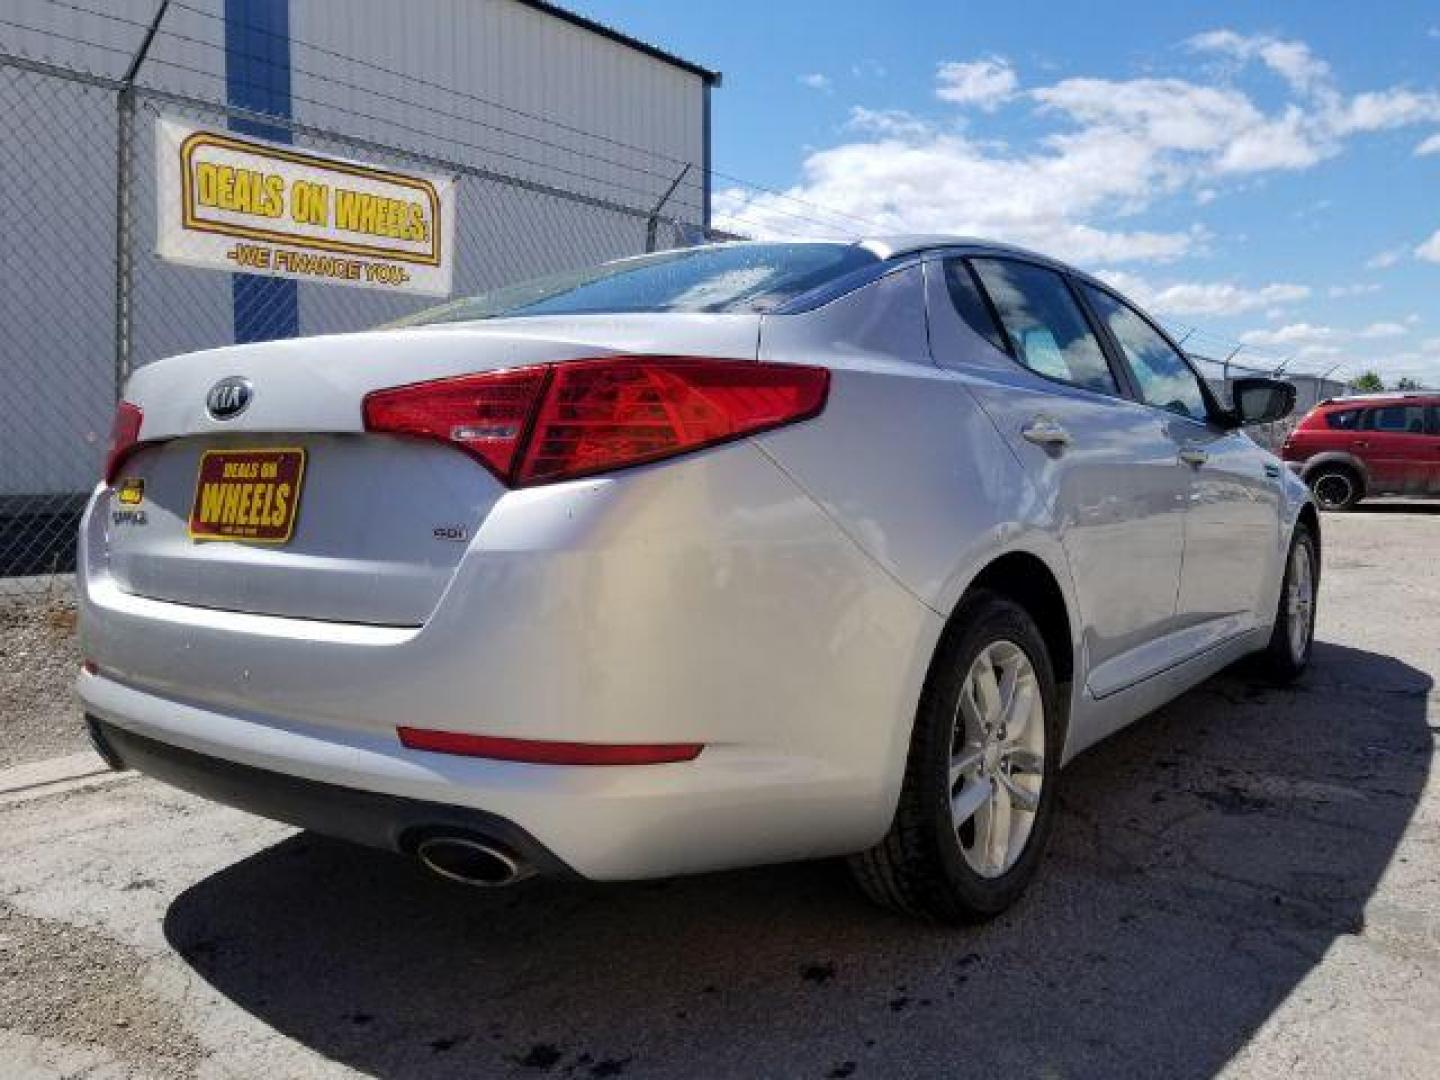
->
[[285, 0, 711, 332], [0, 0, 712, 503]]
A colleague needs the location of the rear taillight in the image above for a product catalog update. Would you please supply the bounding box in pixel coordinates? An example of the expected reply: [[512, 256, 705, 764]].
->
[[104, 401, 144, 484], [363, 357, 829, 487], [361, 367, 549, 480]]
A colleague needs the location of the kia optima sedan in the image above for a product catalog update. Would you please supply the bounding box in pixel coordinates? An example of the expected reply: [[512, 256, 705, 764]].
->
[[78, 238, 1318, 921]]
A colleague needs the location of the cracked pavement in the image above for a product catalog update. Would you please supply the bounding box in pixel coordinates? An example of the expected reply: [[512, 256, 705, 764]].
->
[[1, 505, 1437, 1078]]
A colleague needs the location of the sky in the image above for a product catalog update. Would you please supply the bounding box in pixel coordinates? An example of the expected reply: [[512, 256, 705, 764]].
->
[[573, 1, 1440, 386]]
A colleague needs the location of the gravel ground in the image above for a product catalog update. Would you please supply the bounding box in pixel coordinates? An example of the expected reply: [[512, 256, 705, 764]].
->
[[0, 506, 1436, 1078], [0, 598, 85, 769]]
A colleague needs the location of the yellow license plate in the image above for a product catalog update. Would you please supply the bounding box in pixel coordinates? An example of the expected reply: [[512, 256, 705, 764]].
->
[[188, 448, 306, 543]]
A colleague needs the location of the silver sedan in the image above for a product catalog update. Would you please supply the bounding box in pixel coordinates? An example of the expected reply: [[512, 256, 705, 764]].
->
[[78, 238, 1319, 921]]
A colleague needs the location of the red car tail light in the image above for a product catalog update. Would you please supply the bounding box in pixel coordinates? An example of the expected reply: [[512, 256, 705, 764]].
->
[[362, 367, 550, 480], [397, 726, 703, 765], [104, 401, 144, 484], [363, 357, 829, 486]]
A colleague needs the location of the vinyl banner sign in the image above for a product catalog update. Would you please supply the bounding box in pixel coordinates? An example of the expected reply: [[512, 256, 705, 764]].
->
[[156, 117, 456, 297]]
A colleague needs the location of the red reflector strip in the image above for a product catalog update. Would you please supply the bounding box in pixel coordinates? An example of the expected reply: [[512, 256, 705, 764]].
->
[[397, 727, 703, 765]]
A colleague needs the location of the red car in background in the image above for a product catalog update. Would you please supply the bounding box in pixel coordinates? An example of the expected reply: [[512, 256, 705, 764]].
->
[[1282, 393, 1440, 509]]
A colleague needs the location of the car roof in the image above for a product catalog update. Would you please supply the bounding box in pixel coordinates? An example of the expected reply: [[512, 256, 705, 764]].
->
[[856, 234, 1083, 270], [1318, 392, 1437, 407]]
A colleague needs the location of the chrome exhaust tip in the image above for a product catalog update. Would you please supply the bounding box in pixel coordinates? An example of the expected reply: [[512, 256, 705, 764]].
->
[[415, 836, 534, 887]]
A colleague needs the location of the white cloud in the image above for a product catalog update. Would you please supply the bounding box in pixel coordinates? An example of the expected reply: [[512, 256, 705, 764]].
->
[[1098, 270, 1310, 316], [1416, 230, 1440, 262], [1231, 320, 1440, 382], [1366, 247, 1407, 269], [1328, 283, 1381, 298], [1240, 322, 1338, 349], [935, 58, 1018, 111], [1189, 30, 1331, 94], [1417, 133, 1440, 155], [845, 106, 936, 140], [1357, 321, 1407, 339], [718, 31, 1440, 271], [798, 73, 832, 93], [851, 59, 887, 80], [1328, 88, 1440, 134]]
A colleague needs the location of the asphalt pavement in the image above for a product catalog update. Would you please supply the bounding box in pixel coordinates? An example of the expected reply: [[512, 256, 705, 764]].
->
[[1, 506, 1437, 1079]]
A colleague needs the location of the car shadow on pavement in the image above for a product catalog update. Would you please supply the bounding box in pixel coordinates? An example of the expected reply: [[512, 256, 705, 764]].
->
[[163, 642, 1433, 1080]]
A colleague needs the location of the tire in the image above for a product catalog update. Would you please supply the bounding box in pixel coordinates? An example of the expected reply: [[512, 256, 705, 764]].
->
[[1255, 521, 1318, 683], [849, 590, 1062, 923], [1308, 467, 1361, 511]]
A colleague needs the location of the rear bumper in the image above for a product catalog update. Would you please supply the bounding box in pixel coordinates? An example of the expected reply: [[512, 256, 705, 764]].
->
[[76, 661, 915, 880], [87, 714, 573, 875]]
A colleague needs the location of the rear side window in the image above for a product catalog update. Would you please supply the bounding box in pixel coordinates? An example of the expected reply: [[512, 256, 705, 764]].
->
[[1081, 285, 1209, 421], [942, 259, 1008, 353], [1324, 408, 1361, 430], [970, 259, 1119, 395], [1362, 405, 1427, 433]]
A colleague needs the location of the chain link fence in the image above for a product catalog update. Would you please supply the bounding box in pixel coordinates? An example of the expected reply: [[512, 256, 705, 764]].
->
[[0, 56, 120, 589], [0, 47, 700, 596]]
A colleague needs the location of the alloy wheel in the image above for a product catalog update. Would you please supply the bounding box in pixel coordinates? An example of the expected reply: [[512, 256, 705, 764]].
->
[[949, 640, 1046, 878], [1313, 473, 1353, 510], [1287, 541, 1315, 663]]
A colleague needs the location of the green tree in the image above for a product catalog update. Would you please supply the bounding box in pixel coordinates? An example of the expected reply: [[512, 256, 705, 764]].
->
[[1395, 376, 1422, 391], [1351, 371, 1385, 393]]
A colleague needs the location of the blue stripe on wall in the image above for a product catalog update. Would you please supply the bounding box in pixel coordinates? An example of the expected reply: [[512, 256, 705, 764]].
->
[[224, 0, 298, 342]]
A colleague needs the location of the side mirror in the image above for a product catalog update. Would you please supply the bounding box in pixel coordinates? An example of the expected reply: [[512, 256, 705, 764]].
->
[[1230, 377, 1296, 426]]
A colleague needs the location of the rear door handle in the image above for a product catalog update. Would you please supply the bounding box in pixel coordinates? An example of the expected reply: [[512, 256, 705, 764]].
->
[[1021, 417, 1072, 448], [1179, 447, 1209, 467]]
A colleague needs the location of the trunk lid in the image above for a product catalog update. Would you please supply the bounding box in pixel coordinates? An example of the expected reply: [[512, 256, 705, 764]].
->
[[107, 314, 761, 625]]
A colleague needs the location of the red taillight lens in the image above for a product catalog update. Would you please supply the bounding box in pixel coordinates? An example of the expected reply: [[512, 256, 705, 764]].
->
[[362, 367, 550, 480], [397, 727, 702, 765], [104, 401, 144, 484], [517, 358, 828, 485], [363, 358, 829, 487]]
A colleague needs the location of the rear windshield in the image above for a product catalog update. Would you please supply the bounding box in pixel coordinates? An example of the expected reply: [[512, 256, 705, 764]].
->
[[396, 243, 878, 325]]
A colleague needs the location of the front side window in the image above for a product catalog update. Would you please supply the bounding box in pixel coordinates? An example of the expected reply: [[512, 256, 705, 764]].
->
[[395, 243, 880, 325], [1362, 405, 1427, 433], [1081, 285, 1209, 421], [970, 259, 1118, 395]]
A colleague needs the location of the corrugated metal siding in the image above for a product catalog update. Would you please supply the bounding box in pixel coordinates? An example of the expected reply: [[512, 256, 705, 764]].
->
[[1, 0, 228, 98], [287, 0, 706, 218], [1, 0, 709, 496]]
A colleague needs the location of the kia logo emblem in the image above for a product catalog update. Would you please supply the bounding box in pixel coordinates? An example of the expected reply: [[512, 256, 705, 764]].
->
[[206, 377, 253, 420]]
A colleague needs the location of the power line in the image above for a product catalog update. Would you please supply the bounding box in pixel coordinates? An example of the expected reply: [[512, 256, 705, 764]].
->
[[32, 0, 888, 238], [165, 0, 701, 172], [33, 0, 708, 201]]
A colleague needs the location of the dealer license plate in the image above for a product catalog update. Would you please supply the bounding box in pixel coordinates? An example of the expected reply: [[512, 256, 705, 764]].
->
[[188, 448, 306, 543]]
